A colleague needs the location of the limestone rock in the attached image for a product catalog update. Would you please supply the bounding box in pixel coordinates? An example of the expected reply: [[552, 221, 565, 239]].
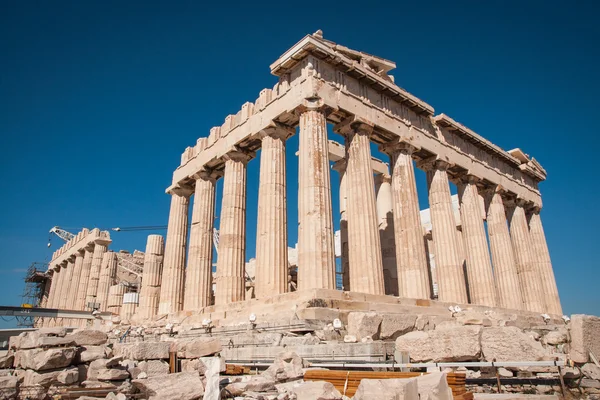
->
[[570, 314, 600, 363], [15, 347, 77, 371], [280, 334, 320, 346], [0, 354, 14, 369], [347, 312, 382, 340], [481, 327, 549, 361], [68, 330, 109, 346], [96, 368, 130, 381], [416, 372, 453, 400], [36, 336, 76, 347], [133, 372, 205, 400], [181, 359, 207, 374], [379, 314, 417, 340], [582, 363, 600, 380], [0, 376, 17, 399], [353, 377, 418, 400], [290, 381, 342, 400], [176, 338, 222, 358], [498, 368, 513, 378], [137, 360, 170, 377], [543, 328, 568, 345], [57, 367, 79, 385], [105, 393, 127, 400], [113, 342, 170, 360], [78, 345, 111, 363], [226, 376, 277, 396], [262, 352, 303, 382], [343, 335, 357, 343], [395, 326, 481, 362]]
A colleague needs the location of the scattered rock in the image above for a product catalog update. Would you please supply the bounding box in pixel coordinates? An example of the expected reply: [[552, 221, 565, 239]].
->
[[15, 347, 77, 371], [343, 335, 357, 343], [570, 314, 600, 363], [262, 352, 303, 382], [353, 377, 418, 400], [347, 312, 382, 340], [281, 334, 320, 346], [0, 376, 18, 399], [290, 381, 342, 400], [105, 393, 127, 400], [113, 342, 170, 360], [582, 363, 600, 380], [379, 314, 417, 340], [176, 338, 222, 358], [395, 326, 481, 362], [67, 330, 108, 346], [138, 360, 170, 377], [78, 345, 112, 363], [543, 328, 568, 345], [498, 367, 513, 377], [481, 327, 549, 361], [181, 358, 207, 374], [416, 372, 453, 400], [226, 376, 277, 396], [36, 336, 76, 347], [57, 367, 79, 385], [0, 354, 14, 369], [96, 368, 130, 381]]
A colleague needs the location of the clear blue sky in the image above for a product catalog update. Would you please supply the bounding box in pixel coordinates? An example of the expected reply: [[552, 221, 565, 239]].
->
[[1, 1, 598, 325]]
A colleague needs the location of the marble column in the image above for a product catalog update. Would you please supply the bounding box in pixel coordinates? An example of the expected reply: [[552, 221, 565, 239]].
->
[[386, 143, 430, 300], [158, 187, 192, 314], [507, 199, 545, 312], [297, 104, 336, 290], [85, 241, 109, 307], [332, 160, 350, 291], [375, 173, 399, 296], [66, 252, 85, 313], [43, 270, 58, 326], [528, 208, 562, 315], [184, 171, 217, 310], [215, 151, 252, 305], [255, 127, 291, 299], [76, 247, 94, 310], [138, 235, 165, 318], [59, 259, 75, 310], [457, 176, 497, 306], [425, 160, 467, 304], [96, 252, 118, 312], [484, 186, 523, 310], [342, 123, 384, 295], [108, 284, 126, 316]]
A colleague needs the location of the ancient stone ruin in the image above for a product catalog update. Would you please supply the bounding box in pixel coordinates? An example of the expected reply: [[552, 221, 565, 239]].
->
[[2, 31, 598, 400]]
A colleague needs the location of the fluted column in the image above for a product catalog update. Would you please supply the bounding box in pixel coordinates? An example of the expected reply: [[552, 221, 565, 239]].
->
[[297, 103, 336, 290], [332, 160, 350, 291], [424, 160, 467, 304], [340, 122, 384, 295], [528, 208, 562, 315], [43, 270, 58, 326], [255, 127, 291, 299], [59, 259, 75, 310], [457, 175, 497, 306], [96, 252, 118, 312], [507, 199, 545, 312], [184, 171, 217, 310], [375, 173, 399, 296], [215, 151, 252, 305], [158, 187, 192, 314], [138, 235, 165, 318], [85, 241, 109, 307], [76, 246, 94, 310], [385, 143, 430, 299], [484, 186, 523, 310]]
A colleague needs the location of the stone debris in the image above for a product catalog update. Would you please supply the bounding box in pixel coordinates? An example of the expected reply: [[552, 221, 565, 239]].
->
[[262, 352, 304, 382], [347, 312, 383, 340], [570, 314, 600, 363], [481, 327, 548, 361], [395, 326, 481, 362], [132, 371, 204, 399], [353, 377, 418, 400]]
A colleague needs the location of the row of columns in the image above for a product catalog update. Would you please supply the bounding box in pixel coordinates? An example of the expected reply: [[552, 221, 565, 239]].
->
[[154, 105, 561, 318]]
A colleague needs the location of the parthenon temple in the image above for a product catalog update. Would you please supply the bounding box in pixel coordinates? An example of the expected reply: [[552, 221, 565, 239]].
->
[[40, 31, 562, 329]]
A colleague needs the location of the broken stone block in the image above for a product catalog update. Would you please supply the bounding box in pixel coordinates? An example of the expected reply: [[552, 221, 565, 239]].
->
[[581, 363, 600, 380], [353, 377, 418, 400], [289, 381, 342, 400], [113, 342, 170, 360], [137, 360, 170, 377], [497, 368, 513, 378], [36, 336, 76, 348], [379, 314, 417, 340], [343, 335, 357, 343], [78, 345, 111, 363], [177, 338, 222, 358], [96, 368, 130, 381], [67, 329, 108, 346], [181, 358, 207, 374], [262, 352, 303, 382], [543, 328, 568, 345], [416, 372, 453, 400], [57, 367, 79, 385], [0, 376, 17, 399], [133, 372, 204, 400], [395, 326, 481, 362], [570, 314, 600, 363], [226, 376, 277, 396], [481, 327, 549, 361], [347, 312, 382, 340], [15, 347, 77, 371], [0, 354, 14, 369]]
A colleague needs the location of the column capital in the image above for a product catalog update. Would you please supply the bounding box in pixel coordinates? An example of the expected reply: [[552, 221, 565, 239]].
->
[[167, 184, 194, 197], [374, 173, 392, 185], [331, 158, 347, 173], [222, 147, 255, 164], [192, 168, 222, 182], [416, 156, 452, 171], [457, 173, 482, 186], [333, 116, 374, 137], [259, 122, 295, 141], [379, 139, 420, 156], [295, 97, 327, 114]]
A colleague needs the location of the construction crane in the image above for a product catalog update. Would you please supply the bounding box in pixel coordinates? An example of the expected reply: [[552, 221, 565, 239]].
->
[[48, 226, 75, 247]]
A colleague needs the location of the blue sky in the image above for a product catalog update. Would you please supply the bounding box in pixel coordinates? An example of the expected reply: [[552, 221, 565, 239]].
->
[[1, 0, 598, 326]]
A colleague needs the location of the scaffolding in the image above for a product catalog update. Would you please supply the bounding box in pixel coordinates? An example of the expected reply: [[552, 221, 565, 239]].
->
[[20, 262, 49, 327]]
